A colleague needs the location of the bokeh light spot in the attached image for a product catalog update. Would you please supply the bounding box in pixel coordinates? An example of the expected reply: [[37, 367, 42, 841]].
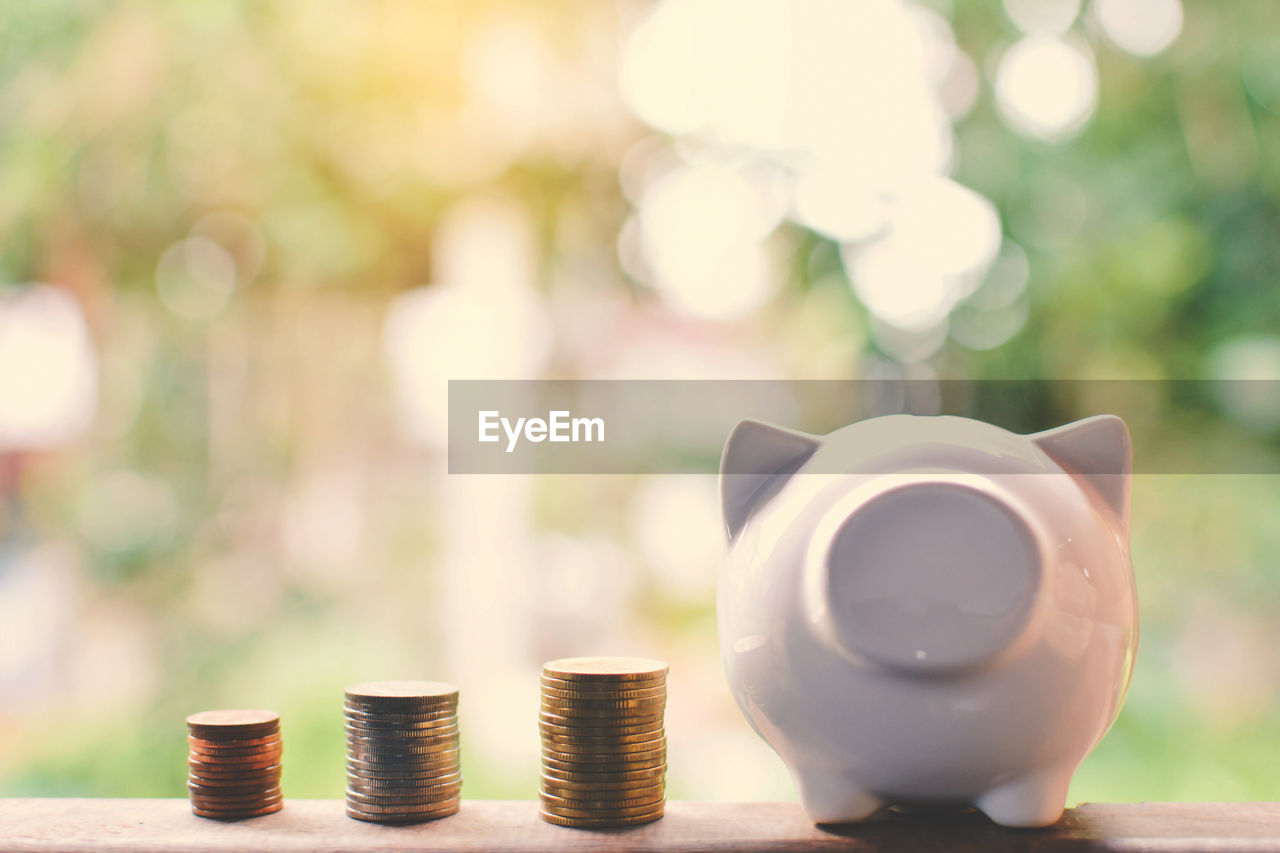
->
[[995, 36, 1098, 141]]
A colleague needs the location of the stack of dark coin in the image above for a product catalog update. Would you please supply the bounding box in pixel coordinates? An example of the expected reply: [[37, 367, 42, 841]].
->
[[344, 680, 462, 823], [186, 710, 283, 819], [539, 657, 668, 827]]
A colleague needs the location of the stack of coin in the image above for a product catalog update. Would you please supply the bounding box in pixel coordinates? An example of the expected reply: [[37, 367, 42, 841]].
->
[[539, 657, 668, 827], [186, 710, 283, 819], [344, 680, 462, 823]]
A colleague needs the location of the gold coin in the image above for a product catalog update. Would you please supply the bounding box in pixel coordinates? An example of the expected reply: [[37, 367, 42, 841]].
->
[[542, 744, 665, 764], [538, 807, 663, 828], [541, 779, 664, 800], [540, 728, 663, 747], [542, 657, 668, 683], [538, 799, 667, 820], [540, 681, 667, 701], [539, 717, 664, 738], [540, 758, 665, 778], [538, 707, 665, 725], [540, 695, 666, 712], [540, 790, 664, 811], [541, 755, 666, 774], [538, 735, 665, 755]]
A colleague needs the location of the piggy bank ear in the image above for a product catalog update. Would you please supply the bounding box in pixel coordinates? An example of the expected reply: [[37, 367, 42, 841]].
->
[[1030, 414, 1132, 530], [720, 420, 821, 542]]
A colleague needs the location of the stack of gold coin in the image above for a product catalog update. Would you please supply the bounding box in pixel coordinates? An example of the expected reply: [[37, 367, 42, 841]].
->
[[344, 681, 462, 823], [186, 710, 283, 819], [539, 657, 668, 827]]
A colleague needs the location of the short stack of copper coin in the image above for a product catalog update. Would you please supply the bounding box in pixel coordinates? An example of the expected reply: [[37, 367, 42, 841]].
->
[[539, 657, 668, 827], [344, 681, 462, 823], [186, 710, 283, 819]]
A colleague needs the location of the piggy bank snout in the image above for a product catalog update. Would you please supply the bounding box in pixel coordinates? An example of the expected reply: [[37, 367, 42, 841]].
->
[[817, 482, 1043, 674]]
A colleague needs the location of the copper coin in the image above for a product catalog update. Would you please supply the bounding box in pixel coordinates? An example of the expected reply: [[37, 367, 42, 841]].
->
[[188, 753, 281, 770], [186, 710, 280, 739], [187, 778, 280, 793], [538, 807, 663, 828], [187, 774, 281, 790], [186, 758, 280, 778], [190, 792, 283, 809], [192, 801, 284, 820], [187, 780, 280, 796], [186, 747, 281, 758], [188, 734, 282, 750], [188, 745, 283, 761]]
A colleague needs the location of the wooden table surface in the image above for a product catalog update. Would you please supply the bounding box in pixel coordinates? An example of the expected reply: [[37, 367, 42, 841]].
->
[[2, 799, 1279, 852]]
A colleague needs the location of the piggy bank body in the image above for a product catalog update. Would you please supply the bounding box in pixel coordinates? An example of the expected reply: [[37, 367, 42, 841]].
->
[[718, 414, 1137, 827]]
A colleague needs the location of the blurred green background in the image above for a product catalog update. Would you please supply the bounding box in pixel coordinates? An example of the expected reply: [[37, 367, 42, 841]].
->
[[2, 0, 1280, 805]]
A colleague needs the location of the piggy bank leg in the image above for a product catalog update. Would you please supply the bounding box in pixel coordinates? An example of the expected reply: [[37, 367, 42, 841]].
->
[[975, 765, 1073, 828], [793, 765, 882, 824]]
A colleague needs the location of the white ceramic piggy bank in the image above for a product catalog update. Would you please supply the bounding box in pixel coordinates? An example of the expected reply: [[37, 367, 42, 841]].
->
[[717, 414, 1137, 827]]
